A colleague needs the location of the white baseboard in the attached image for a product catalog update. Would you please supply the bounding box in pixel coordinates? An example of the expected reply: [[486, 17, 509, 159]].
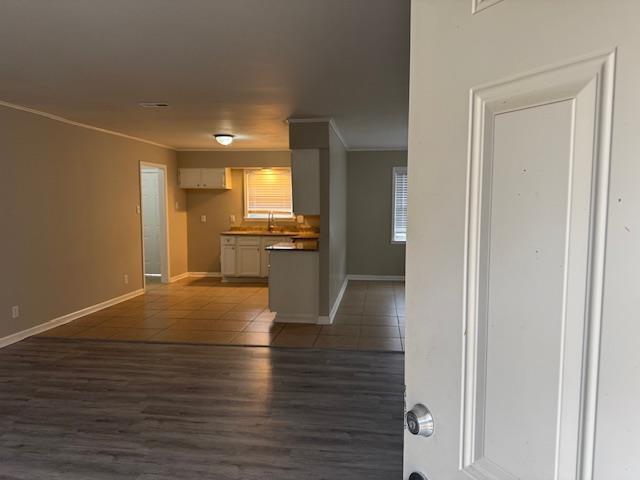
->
[[318, 275, 349, 325], [274, 313, 320, 324], [189, 272, 222, 278], [347, 274, 406, 282], [169, 272, 190, 283], [0, 289, 145, 349]]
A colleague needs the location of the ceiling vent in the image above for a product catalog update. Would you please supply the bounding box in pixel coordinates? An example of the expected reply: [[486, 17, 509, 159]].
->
[[139, 102, 169, 108]]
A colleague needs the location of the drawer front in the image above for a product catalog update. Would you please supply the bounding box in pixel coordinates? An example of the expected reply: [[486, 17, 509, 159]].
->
[[221, 236, 236, 245], [237, 236, 260, 246]]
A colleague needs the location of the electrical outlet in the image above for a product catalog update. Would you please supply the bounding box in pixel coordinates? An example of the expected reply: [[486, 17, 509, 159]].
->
[[200, 215, 207, 223], [11, 306, 19, 319], [124, 274, 129, 284], [136, 205, 141, 214]]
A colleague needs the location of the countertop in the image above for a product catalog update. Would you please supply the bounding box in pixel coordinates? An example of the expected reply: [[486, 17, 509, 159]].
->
[[221, 231, 319, 240], [266, 241, 319, 252]]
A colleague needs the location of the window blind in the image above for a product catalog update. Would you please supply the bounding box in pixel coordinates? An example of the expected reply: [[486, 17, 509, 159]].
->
[[244, 168, 293, 219], [392, 167, 408, 242]]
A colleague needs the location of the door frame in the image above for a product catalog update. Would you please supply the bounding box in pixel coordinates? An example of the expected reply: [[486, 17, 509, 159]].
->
[[139, 161, 171, 286]]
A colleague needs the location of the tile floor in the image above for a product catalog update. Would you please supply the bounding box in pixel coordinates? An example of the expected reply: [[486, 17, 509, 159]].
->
[[38, 277, 405, 352]]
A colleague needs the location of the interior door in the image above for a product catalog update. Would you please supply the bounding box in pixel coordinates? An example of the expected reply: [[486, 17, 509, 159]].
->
[[141, 170, 161, 275], [405, 1, 640, 480]]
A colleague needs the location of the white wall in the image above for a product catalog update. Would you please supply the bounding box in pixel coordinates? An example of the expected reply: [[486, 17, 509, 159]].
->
[[405, 1, 640, 478]]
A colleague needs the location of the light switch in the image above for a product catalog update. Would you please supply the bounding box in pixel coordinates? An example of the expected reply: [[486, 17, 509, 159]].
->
[[175, 201, 180, 210], [201, 215, 207, 223]]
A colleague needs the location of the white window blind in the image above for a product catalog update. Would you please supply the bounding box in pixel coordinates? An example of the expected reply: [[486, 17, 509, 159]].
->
[[244, 168, 293, 219], [392, 167, 408, 243]]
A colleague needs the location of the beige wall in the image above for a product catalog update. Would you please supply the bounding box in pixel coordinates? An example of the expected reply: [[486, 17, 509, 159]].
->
[[177, 150, 291, 272], [0, 105, 187, 339], [347, 150, 407, 276]]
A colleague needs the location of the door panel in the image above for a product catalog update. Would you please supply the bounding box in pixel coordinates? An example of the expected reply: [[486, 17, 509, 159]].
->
[[141, 170, 161, 275], [481, 101, 572, 479]]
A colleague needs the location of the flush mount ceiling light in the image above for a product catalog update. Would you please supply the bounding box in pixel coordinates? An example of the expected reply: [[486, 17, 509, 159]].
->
[[214, 134, 235, 146]]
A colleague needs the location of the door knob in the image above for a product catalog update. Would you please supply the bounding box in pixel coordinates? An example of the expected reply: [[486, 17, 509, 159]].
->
[[406, 404, 434, 437], [409, 473, 428, 480]]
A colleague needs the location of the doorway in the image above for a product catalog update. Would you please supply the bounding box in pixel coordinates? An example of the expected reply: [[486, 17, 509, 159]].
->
[[140, 163, 170, 285]]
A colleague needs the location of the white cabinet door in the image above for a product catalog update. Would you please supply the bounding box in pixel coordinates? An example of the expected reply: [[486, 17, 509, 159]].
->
[[237, 245, 261, 277], [201, 168, 232, 189], [178, 168, 202, 188], [291, 149, 320, 215], [221, 245, 237, 276], [407, 2, 636, 480]]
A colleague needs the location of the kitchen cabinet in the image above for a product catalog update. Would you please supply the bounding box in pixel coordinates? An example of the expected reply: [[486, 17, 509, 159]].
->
[[179, 168, 232, 189], [221, 245, 237, 276], [237, 245, 261, 277], [291, 149, 320, 214], [220, 235, 292, 280]]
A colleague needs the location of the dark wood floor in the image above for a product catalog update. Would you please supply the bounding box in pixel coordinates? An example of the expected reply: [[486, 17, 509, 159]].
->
[[0, 338, 404, 480]]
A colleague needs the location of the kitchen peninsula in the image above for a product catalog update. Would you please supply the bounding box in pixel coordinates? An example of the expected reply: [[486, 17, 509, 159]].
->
[[267, 240, 320, 324]]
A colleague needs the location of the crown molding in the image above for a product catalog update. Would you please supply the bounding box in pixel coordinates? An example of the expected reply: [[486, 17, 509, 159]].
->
[[0, 99, 173, 150]]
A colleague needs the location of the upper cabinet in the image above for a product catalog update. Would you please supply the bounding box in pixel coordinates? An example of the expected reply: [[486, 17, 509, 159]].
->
[[179, 168, 232, 189], [291, 149, 320, 215]]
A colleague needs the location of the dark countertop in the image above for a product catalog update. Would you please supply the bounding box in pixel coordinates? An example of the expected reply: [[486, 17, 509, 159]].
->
[[266, 241, 319, 252]]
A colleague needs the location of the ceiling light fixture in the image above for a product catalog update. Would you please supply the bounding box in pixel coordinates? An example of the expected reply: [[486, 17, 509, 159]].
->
[[214, 134, 235, 146]]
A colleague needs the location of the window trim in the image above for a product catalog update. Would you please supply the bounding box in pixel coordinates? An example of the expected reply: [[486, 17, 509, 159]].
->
[[243, 167, 295, 221], [391, 166, 408, 244]]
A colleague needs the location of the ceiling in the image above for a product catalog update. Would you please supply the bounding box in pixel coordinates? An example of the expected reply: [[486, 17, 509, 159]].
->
[[0, 0, 410, 150]]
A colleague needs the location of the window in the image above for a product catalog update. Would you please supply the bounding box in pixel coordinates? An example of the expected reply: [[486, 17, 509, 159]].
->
[[392, 167, 408, 243], [244, 168, 293, 219]]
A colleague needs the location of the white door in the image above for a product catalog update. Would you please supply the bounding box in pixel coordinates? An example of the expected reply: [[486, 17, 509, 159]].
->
[[221, 245, 237, 276], [237, 245, 261, 277], [141, 170, 162, 275], [406, 2, 640, 480]]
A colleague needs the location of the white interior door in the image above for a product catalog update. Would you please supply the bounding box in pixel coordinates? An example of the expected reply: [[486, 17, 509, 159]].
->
[[141, 169, 162, 276], [405, 2, 640, 480]]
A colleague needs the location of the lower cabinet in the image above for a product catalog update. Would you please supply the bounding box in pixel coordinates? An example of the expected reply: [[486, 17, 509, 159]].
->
[[221, 245, 237, 276], [221, 235, 291, 279], [237, 245, 261, 277]]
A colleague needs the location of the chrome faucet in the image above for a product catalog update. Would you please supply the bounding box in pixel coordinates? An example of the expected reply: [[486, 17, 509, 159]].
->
[[268, 211, 276, 232]]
